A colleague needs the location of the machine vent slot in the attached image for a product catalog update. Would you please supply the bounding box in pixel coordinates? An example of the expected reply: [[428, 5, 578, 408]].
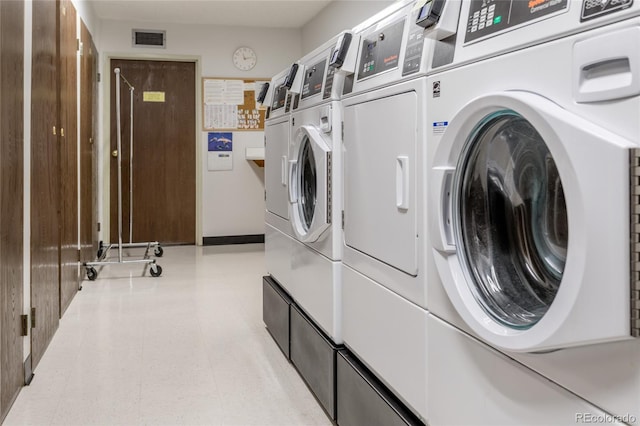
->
[[327, 151, 332, 224], [132, 30, 166, 48], [630, 148, 640, 337]]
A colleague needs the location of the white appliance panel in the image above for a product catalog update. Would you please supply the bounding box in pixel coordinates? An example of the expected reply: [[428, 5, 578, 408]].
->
[[265, 117, 290, 221], [291, 240, 341, 342], [342, 264, 427, 421], [265, 223, 294, 295], [428, 315, 625, 426], [344, 91, 418, 277]]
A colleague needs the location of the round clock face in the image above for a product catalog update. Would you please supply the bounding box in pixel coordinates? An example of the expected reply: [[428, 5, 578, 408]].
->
[[233, 47, 257, 71]]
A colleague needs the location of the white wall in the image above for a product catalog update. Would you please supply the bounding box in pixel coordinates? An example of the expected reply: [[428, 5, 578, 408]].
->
[[71, 0, 99, 37], [301, 0, 395, 54], [97, 20, 301, 242]]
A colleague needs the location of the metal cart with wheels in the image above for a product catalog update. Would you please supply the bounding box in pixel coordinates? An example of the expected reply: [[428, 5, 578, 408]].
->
[[83, 68, 163, 280]]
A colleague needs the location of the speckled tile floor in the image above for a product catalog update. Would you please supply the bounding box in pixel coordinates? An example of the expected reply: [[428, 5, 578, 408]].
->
[[4, 244, 330, 426]]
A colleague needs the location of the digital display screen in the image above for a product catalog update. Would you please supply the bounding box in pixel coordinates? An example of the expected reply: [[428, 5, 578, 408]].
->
[[302, 59, 326, 99]]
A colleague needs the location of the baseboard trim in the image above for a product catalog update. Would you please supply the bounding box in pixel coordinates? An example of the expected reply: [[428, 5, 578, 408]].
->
[[24, 354, 33, 385], [203, 234, 265, 246]]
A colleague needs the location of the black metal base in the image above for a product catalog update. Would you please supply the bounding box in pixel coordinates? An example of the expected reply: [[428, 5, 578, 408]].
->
[[203, 234, 265, 246], [336, 350, 424, 426]]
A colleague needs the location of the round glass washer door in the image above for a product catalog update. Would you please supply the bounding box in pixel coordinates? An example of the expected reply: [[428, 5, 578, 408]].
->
[[454, 110, 569, 330], [290, 124, 330, 243], [297, 136, 317, 233]]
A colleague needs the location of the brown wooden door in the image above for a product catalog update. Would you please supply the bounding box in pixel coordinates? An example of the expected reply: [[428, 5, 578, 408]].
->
[[80, 21, 98, 265], [0, 0, 25, 418], [109, 60, 196, 245], [30, 0, 60, 370], [59, 0, 78, 316]]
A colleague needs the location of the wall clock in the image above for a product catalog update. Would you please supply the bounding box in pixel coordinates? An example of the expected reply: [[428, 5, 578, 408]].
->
[[233, 47, 257, 71]]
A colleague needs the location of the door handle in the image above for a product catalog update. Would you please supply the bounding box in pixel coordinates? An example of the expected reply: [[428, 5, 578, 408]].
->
[[281, 155, 287, 186], [112, 150, 118, 158], [441, 168, 455, 247], [396, 156, 409, 210], [288, 160, 298, 203], [573, 27, 640, 103]]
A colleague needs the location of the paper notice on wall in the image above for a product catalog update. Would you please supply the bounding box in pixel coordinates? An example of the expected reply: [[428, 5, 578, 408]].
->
[[204, 79, 244, 105], [204, 104, 238, 129]]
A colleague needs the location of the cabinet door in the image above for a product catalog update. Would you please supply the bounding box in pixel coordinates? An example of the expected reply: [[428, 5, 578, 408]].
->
[[0, 0, 25, 418], [31, 0, 60, 370]]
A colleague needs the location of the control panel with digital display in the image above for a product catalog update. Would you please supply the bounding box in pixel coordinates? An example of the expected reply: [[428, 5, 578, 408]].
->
[[323, 65, 337, 100], [357, 19, 405, 80], [403, 9, 425, 76], [581, 0, 632, 21], [302, 59, 327, 99], [464, 0, 568, 43]]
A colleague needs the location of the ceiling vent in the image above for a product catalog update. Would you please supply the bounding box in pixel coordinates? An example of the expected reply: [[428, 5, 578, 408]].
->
[[132, 29, 166, 48]]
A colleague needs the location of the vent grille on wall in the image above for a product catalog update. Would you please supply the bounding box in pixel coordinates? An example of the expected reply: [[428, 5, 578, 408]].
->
[[132, 29, 166, 48]]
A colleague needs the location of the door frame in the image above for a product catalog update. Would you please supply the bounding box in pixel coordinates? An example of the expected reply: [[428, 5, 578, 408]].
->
[[101, 53, 202, 245]]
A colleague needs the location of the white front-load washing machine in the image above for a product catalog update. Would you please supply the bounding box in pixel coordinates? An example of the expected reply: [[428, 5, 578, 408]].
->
[[427, 0, 640, 423], [339, 0, 434, 421], [264, 64, 299, 296], [287, 31, 355, 343]]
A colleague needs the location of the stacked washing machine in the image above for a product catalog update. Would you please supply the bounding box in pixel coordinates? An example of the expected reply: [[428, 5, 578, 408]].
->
[[339, 1, 432, 423], [263, 30, 360, 422], [426, 0, 640, 424], [263, 63, 300, 359]]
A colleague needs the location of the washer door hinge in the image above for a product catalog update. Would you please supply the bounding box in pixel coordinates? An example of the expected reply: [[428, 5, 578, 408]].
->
[[327, 152, 332, 224], [630, 148, 640, 337]]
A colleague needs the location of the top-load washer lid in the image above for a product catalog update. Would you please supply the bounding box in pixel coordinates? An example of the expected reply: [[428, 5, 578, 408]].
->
[[430, 91, 637, 352], [289, 125, 331, 243]]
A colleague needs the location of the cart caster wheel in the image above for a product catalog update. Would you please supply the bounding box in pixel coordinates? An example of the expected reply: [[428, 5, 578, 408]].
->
[[154, 246, 164, 257], [86, 267, 98, 281], [150, 264, 162, 277], [96, 247, 104, 259]]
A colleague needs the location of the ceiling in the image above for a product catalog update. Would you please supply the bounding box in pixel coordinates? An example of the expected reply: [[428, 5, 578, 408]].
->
[[89, 0, 335, 28]]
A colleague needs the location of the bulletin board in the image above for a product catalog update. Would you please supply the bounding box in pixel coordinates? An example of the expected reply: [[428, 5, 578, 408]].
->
[[201, 77, 269, 131]]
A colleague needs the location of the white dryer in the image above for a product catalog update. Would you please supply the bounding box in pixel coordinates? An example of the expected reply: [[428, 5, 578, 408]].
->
[[427, 0, 640, 423], [286, 32, 355, 344], [264, 64, 299, 295], [339, 0, 434, 420]]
